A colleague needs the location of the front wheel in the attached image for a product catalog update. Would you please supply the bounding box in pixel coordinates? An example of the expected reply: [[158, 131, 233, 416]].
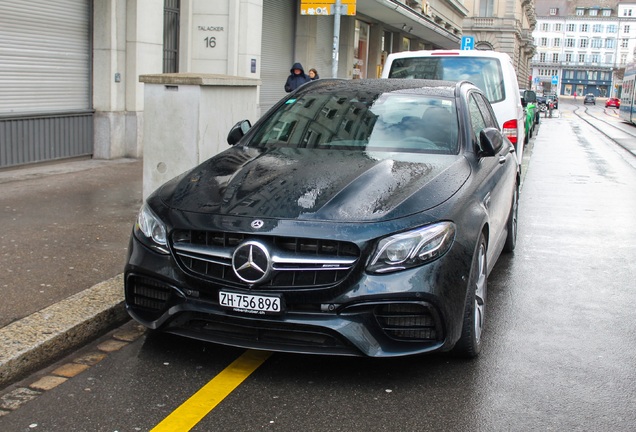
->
[[453, 233, 487, 358]]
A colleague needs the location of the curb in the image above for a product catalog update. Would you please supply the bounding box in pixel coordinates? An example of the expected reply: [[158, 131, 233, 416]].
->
[[0, 275, 130, 389]]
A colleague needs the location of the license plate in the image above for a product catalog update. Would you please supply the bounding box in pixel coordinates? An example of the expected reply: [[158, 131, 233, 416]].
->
[[219, 290, 282, 315]]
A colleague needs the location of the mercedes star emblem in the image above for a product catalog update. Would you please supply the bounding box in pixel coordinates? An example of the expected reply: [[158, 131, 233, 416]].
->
[[251, 219, 264, 229], [232, 240, 272, 284]]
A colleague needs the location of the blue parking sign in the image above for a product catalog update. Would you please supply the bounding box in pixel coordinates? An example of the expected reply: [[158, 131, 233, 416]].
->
[[551, 75, 559, 85], [461, 36, 474, 50]]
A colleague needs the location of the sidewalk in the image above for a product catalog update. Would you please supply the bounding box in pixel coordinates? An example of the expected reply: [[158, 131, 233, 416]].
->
[[0, 158, 142, 388]]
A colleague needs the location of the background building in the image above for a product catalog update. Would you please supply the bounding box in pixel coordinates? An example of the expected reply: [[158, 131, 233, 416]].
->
[[0, 0, 536, 169], [531, 0, 636, 97]]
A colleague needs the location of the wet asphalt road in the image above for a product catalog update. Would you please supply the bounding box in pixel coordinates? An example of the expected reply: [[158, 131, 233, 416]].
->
[[1, 103, 636, 431]]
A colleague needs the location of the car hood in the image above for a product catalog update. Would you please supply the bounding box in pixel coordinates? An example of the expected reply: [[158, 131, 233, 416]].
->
[[157, 147, 470, 222]]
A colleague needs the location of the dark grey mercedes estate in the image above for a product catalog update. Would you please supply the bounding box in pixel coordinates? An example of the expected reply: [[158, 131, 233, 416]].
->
[[125, 79, 519, 358]]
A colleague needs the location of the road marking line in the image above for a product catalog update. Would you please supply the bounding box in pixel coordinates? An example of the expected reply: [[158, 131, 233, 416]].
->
[[150, 349, 272, 432]]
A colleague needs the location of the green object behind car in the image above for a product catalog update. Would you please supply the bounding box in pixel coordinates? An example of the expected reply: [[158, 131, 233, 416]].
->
[[520, 90, 537, 145]]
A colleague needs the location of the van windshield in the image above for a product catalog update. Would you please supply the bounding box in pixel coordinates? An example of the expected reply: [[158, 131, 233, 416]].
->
[[387, 57, 505, 104]]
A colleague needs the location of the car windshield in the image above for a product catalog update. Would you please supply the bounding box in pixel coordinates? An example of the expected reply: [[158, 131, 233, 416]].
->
[[387, 56, 505, 104], [249, 91, 459, 154]]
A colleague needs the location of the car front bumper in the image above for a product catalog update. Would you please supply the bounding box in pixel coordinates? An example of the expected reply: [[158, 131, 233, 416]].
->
[[124, 232, 472, 357]]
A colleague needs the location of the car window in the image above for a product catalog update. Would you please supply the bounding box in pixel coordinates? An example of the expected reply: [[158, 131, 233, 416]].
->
[[472, 93, 499, 129], [468, 94, 488, 143], [249, 92, 460, 154], [387, 57, 505, 104]]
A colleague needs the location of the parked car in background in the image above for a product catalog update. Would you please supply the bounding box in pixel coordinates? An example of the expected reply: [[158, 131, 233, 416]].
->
[[605, 97, 620, 108], [584, 94, 596, 105], [381, 49, 527, 163], [519, 89, 537, 144], [125, 79, 521, 359], [544, 92, 558, 109]]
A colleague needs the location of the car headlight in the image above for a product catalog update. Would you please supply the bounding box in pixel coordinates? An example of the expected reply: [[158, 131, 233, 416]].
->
[[134, 203, 169, 254], [367, 222, 456, 274]]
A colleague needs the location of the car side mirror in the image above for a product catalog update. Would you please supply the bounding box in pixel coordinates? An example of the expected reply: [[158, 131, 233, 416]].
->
[[227, 120, 252, 145], [478, 127, 504, 156], [524, 90, 537, 104]]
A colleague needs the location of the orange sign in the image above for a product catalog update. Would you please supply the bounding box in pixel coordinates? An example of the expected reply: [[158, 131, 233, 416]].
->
[[300, 0, 356, 16]]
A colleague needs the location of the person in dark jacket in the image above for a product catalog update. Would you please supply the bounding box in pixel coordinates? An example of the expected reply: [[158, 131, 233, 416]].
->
[[309, 68, 319, 80], [284, 62, 311, 92]]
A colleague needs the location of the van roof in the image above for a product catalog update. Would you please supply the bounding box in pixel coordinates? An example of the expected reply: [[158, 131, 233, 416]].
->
[[386, 49, 513, 62]]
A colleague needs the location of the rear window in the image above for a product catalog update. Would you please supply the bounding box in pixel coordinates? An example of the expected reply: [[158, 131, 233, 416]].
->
[[387, 56, 505, 104]]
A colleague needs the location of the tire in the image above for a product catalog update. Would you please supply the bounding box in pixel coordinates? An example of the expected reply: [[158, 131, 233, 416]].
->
[[453, 233, 487, 358], [503, 184, 519, 253]]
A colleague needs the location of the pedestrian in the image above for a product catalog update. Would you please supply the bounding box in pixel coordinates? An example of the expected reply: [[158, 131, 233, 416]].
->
[[284, 62, 311, 93], [573, 91, 577, 100], [308, 68, 319, 80]]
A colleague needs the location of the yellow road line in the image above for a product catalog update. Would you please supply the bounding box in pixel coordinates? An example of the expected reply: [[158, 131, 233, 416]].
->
[[151, 349, 272, 432]]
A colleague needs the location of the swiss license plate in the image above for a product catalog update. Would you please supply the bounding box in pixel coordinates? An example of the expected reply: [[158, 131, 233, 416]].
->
[[219, 290, 282, 315]]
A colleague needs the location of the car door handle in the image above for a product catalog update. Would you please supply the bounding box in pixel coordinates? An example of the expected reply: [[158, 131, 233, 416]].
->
[[499, 156, 506, 164]]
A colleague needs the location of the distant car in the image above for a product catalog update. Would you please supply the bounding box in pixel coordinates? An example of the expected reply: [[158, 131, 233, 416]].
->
[[125, 79, 521, 358], [519, 89, 538, 143], [605, 97, 620, 108], [544, 92, 558, 109], [584, 94, 596, 105]]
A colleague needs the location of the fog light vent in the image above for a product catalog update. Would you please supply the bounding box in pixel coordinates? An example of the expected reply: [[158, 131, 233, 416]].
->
[[129, 276, 172, 312], [375, 303, 442, 342]]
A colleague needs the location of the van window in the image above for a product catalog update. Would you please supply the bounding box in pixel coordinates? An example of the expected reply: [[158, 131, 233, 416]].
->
[[387, 57, 506, 104]]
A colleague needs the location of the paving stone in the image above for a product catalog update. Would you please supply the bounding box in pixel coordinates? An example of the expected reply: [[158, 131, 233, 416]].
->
[[97, 339, 128, 352], [0, 388, 41, 410], [29, 375, 68, 391], [52, 363, 90, 378], [112, 325, 146, 342], [74, 352, 107, 366]]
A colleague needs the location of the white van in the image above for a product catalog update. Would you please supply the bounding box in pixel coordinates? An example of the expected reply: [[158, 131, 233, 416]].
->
[[381, 49, 526, 162]]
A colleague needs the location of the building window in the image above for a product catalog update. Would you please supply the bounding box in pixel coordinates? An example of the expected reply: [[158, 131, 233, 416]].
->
[[621, 53, 628, 64], [565, 53, 572, 62], [554, 38, 561, 47], [541, 37, 548, 47], [591, 38, 602, 48], [540, 52, 547, 62], [624, 25, 630, 34], [606, 39, 615, 49], [576, 8, 584, 16], [541, 23, 549, 32], [623, 9, 633, 17], [602, 9, 611, 17], [590, 53, 600, 63], [593, 24, 603, 33], [622, 38, 629, 48], [550, 8, 558, 16], [579, 39, 588, 48], [567, 24, 576, 32], [578, 53, 586, 63], [607, 24, 617, 33], [163, 0, 180, 73], [580, 24, 588, 32], [566, 38, 575, 48], [552, 53, 559, 62], [479, 0, 494, 17], [555, 24, 562, 32], [589, 9, 598, 17]]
